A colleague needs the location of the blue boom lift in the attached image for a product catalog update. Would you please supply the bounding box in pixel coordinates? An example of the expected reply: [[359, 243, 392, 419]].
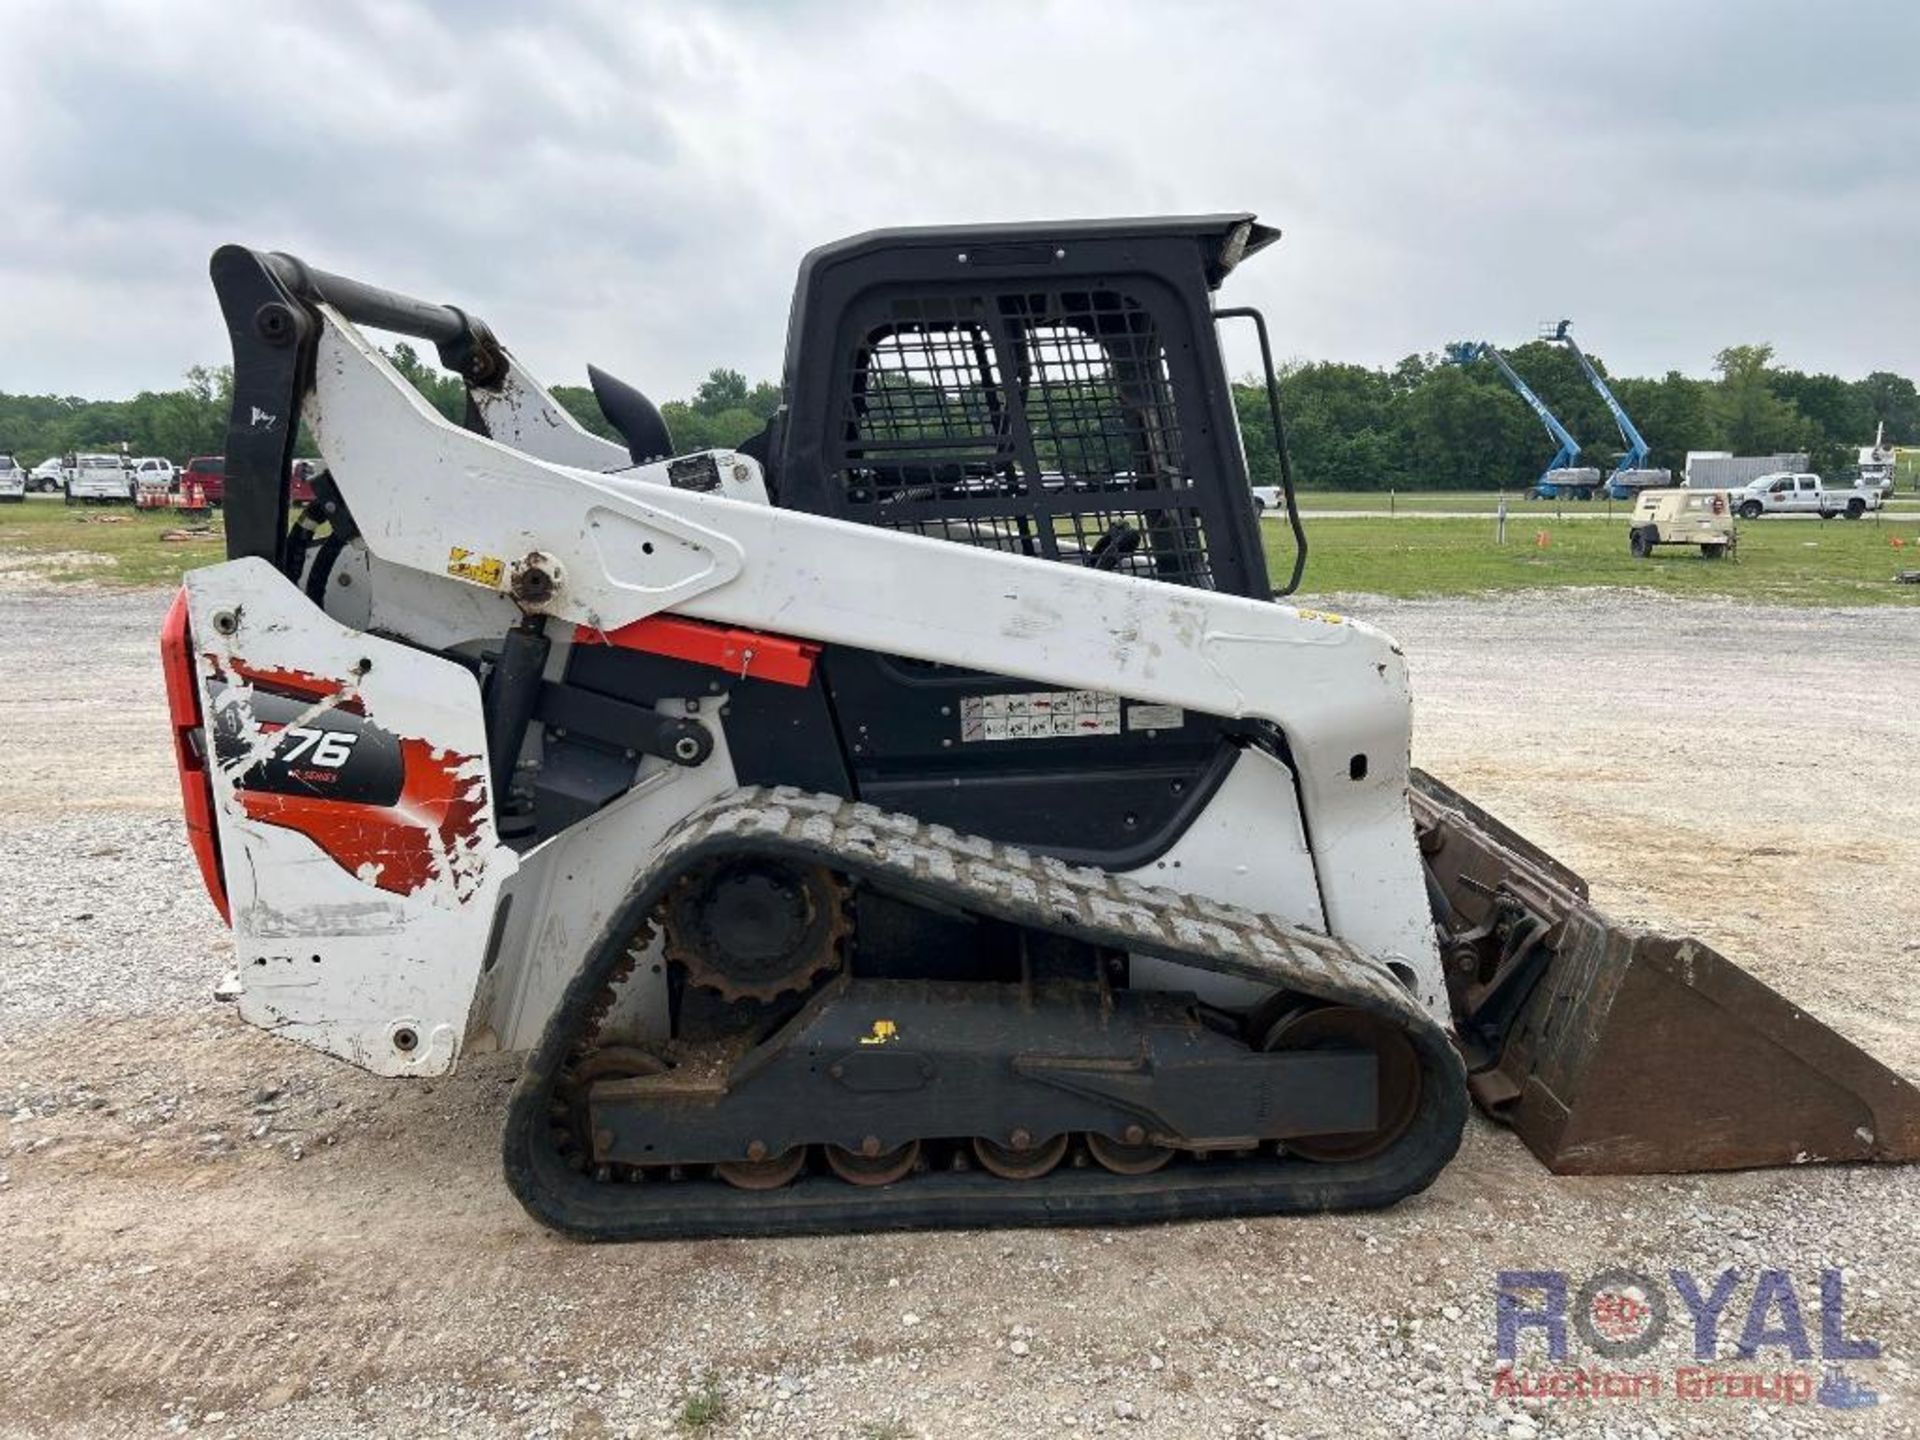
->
[[1544, 320, 1670, 500], [1444, 341, 1601, 500]]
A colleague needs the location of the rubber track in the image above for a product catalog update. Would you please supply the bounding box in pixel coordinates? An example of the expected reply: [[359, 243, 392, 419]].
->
[[503, 786, 1468, 1240]]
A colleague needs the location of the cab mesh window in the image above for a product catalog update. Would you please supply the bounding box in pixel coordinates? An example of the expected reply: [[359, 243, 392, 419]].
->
[[832, 288, 1212, 588]]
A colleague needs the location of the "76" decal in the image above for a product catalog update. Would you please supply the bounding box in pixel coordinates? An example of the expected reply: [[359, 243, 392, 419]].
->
[[278, 725, 359, 769]]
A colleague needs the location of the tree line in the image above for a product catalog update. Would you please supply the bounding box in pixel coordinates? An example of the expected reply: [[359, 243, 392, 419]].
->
[[1236, 342, 1918, 492], [3, 340, 1913, 492], [0, 349, 780, 473]]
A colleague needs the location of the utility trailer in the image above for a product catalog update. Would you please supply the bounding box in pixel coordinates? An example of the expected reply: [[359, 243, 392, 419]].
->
[[1627, 488, 1735, 558]]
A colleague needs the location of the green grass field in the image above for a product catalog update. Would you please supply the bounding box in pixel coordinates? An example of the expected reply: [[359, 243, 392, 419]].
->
[[1287, 487, 1920, 516], [3, 495, 1917, 605], [0, 501, 225, 588], [1290, 489, 1504, 513], [1270, 512, 1920, 605]]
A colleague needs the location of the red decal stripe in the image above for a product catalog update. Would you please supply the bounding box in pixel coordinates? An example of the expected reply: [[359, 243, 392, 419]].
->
[[576, 614, 819, 687], [227, 659, 368, 714], [160, 590, 230, 924]]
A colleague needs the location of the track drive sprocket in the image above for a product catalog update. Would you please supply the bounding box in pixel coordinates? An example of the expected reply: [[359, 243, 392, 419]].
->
[[660, 857, 850, 1002]]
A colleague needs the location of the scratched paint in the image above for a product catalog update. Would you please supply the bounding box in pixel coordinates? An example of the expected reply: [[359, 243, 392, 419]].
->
[[205, 655, 492, 907]]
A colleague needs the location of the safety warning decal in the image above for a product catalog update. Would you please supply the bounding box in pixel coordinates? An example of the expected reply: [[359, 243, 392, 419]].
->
[[959, 690, 1122, 742], [445, 546, 506, 588]]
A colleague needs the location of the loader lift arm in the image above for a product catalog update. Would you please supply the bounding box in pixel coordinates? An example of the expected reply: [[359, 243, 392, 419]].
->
[[209, 246, 512, 573]]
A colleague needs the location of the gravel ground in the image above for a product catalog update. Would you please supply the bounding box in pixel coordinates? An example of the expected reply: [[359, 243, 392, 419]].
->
[[2, 583, 1917, 1439]]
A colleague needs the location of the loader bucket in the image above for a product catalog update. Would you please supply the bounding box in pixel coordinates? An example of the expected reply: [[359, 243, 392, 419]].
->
[[1411, 770, 1920, 1174]]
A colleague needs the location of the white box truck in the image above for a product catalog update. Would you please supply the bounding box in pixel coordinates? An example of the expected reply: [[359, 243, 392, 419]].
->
[[1683, 451, 1808, 490]]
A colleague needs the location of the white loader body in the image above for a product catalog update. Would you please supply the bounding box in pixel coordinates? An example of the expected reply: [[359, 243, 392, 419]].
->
[[181, 304, 1444, 1078]]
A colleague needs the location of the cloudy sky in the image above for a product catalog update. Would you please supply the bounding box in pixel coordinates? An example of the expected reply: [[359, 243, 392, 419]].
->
[[2, 0, 1914, 401]]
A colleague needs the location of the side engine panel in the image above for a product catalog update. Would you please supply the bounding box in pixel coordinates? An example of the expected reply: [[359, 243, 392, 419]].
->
[[181, 558, 517, 1076]]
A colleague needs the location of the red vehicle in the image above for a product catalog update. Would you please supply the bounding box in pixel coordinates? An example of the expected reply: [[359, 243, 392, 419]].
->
[[184, 456, 225, 506], [182, 456, 322, 508], [289, 458, 322, 505]]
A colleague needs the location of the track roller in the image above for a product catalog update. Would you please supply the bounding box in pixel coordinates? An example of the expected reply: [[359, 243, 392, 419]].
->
[[1086, 1130, 1176, 1175], [972, 1132, 1070, 1180], [714, 1146, 808, 1190], [824, 1139, 920, 1186]]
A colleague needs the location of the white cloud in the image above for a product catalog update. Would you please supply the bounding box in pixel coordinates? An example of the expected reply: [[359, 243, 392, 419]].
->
[[1, 0, 1915, 402]]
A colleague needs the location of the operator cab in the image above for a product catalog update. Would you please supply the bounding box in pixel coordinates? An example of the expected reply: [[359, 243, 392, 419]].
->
[[736, 216, 1298, 863], [763, 216, 1283, 599]]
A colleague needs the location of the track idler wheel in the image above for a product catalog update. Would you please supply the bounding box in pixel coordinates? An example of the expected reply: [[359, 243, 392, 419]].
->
[[972, 1131, 1070, 1180], [1261, 1005, 1422, 1163], [824, 1138, 920, 1186], [551, 1046, 665, 1174], [1086, 1128, 1176, 1175]]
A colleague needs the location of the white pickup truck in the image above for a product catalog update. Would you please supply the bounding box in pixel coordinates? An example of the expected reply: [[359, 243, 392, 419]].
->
[[130, 456, 177, 493], [1733, 472, 1881, 521]]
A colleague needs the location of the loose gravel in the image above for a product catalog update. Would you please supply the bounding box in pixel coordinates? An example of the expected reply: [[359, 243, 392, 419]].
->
[[1, 582, 1916, 1439]]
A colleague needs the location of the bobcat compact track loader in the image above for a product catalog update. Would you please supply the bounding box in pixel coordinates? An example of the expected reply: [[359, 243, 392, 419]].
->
[[162, 216, 1920, 1239]]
